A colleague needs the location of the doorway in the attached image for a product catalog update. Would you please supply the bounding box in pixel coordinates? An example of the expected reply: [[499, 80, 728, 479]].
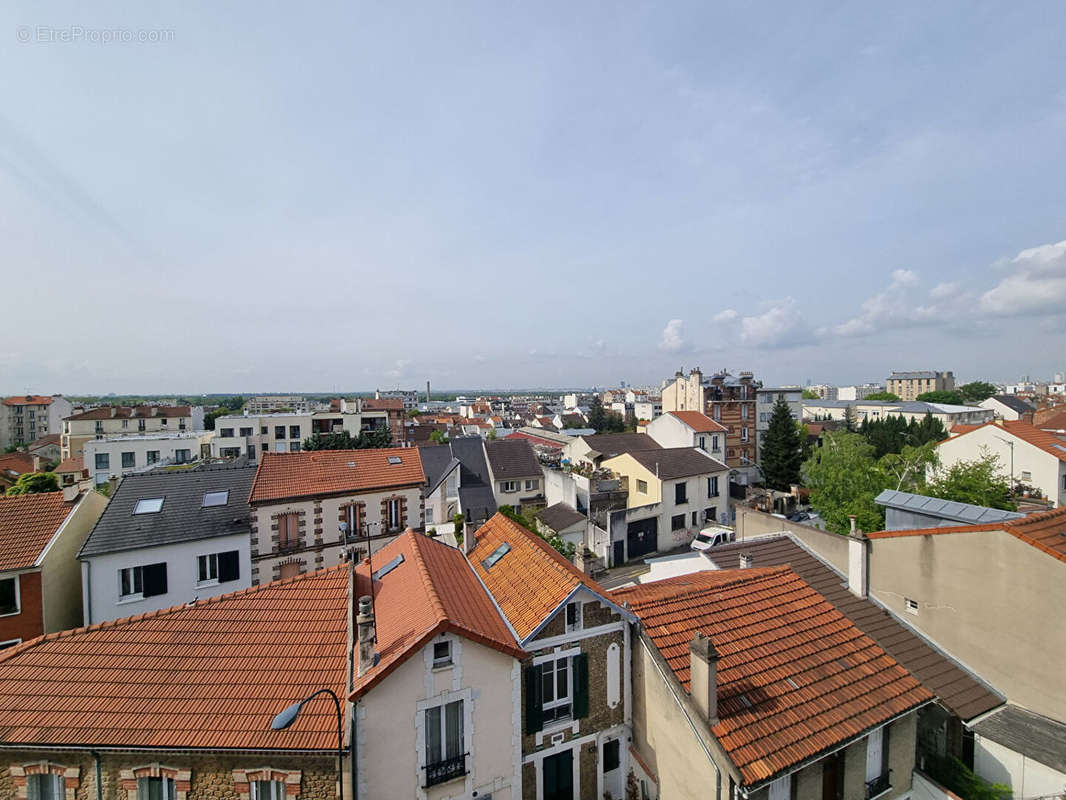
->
[[543, 748, 574, 800]]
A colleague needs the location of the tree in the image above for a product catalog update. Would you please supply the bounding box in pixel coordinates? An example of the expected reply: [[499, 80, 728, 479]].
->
[[843, 405, 858, 432], [406, 409, 421, 418], [603, 412, 626, 433], [926, 451, 1015, 510], [203, 396, 245, 430], [588, 396, 607, 432], [958, 381, 997, 403], [916, 390, 965, 405], [498, 504, 577, 561], [879, 443, 938, 492], [801, 388, 820, 399], [487, 429, 497, 440], [864, 391, 901, 401], [801, 431, 887, 534], [760, 398, 803, 490], [429, 429, 449, 445], [302, 428, 393, 451], [6, 472, 59, 496]]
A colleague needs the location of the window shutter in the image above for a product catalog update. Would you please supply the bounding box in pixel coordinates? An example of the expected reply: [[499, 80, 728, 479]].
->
[[217, 550, 240, 583], [142, 562, 168, 597], [524, 664, 543, 734], [573, 653, 590, 719]]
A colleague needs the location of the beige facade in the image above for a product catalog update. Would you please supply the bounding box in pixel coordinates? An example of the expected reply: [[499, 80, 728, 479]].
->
[[39, 489, 108, 633], [0, 396, 71, 450], [62, 407, 201, 460], [886, 371, 955, 401]]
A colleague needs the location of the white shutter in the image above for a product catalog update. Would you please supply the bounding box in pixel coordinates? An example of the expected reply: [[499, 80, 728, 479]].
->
[[866, 727, 884, 782]]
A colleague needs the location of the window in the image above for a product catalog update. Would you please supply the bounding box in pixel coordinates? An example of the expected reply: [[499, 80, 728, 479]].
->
[[121, 451, 136, 468], [671, 514, 685, 531], [711, 434, 720, 450], [741, 427, 749, 442], [741, 405, 749, 420], [698, 436, 706, 449], [540, 657, 572, 722], [525, 479, 539, 491], [1020, 470, 1032, 482], [261, 426, 268, 435], [134, 497, 165, 514], [767, 775, 790, 800], [239, 427, 253, 437], [433, 640, 452, 668], [501, 480, 519, 492], [137, 776, 176, 800], [603, 739, 621, 773], [138, 419, 146, 432], [905, 598, 919, 616], [122, 419, 129, 429], [713, 405, 721, 421], [146, 450, 160, 464], [289, 425, 300, 440], [481, 543, 511, 569], [119, 566, 143, 598], [636, 479, 648, 493], [95, 453, 110, 470], [198, 550, 239, 585], [704, 506, 717, 523], [0, 638, 21, 650], [0, 576, 19, 616], [251, 781, 285, 800], [119, 563, 168, 600], [865, 726, 891, 797], [425, 506, 435, 524], [290, 441, 301, 452], [278, 513, 299, 549], [220, 448, 241, 459], [198, 553, 218, 583], [219, 428, 234, 437], [160, 418, 168, 426], [675, 481, 688, 505], [707, 476, 719, 497], [202, 491, 229, 507], [95, 421, 104, 433], [27, 773, 63, 800], [565, 601, 582, 632], [424, 700, 465, 786], [386, 498, 401, 531], [274, 426, 285, 440], [691, 511, 698, 526]]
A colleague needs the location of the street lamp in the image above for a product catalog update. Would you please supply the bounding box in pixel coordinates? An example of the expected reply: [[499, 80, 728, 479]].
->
[[271, 688, 344, 800], [993, 435, 1015, 498]]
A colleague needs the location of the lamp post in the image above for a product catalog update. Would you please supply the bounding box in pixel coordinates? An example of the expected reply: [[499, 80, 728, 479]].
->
[[993, 435, 1015, 498], [271, 688, 344, 800]]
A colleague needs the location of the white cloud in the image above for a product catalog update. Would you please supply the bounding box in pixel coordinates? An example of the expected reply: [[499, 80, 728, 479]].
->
[[386, 358, 412, 379], [833, 268, 926, 337], [929, 281, 960, 299], [659, 319, 687, 352], [712, 309, 739, 323], [979, 239, 1066, 314], [739, 300, 814, 348]]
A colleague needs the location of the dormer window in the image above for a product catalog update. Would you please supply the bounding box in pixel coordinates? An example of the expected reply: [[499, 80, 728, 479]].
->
[[433, 640, 452, 668], [133, 497, 164, 514]]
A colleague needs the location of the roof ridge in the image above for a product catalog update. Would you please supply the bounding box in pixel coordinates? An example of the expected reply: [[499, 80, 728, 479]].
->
[[619, 565, 793, 608], [406, 531, 448, 624]]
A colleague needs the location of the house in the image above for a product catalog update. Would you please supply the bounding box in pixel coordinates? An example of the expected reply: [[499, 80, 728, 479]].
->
[[755, 387, 803, 463], [484, 439, 545, 514], [62, 405, 203, 460], [644, 410, 727, 461], [77, 462, 257, 625], [26, 433, 62, 463], [874, 489, 1024, 530], [601, 447, 731, 559], [0, 564, 351, 799], [0, 488, 108, 648], [612, 564, 935, 800], [935, 420, 1066, 506], [980, 394, 1036, 423], [53, 456, 89, 487], [886, 370, 956, 401], [247, 448, 426, 583], [468, 513, 638, 800], [419, 444, 461, 532], [0, 452, 42, 491], [82, 430, 215, 483], [0, 395, 71, 450], [534, 502, 587, 550], [563, 433, 661, 469]]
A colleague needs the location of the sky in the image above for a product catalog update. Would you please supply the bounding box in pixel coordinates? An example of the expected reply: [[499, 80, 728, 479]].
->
[[2, 1, 1066, 394]]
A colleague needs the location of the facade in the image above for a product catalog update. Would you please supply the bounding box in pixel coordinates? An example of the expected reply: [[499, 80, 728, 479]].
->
[[61, 405, 203, 460], [979, 394, 1036, 423], [0, 488, 107, 648], [484, 439, 545, 514], [802, 399, 994, 429], [81, 430, 215, 483], [837, 384, 885, 401], [886, 370, 956, 401], [374, 388, 420, 410], [0, 395, 71, 450], [78, 463, 256, 625], [563, 433, 661, 469], [644, 410, 726, 462], [754, 387, 803, 463], [247, 448, 426, 583], [245, 394, 310, 414]]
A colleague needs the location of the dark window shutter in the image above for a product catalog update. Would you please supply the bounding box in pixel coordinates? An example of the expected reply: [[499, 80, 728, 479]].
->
[[142, 562, 168, 597], [524, 664, 543, 734], [217, 550, 240, 583], [573, 653, 589, 719]]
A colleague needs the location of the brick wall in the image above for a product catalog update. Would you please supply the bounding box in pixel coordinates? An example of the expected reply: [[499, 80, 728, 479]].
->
[[0, 570, 44, 645]]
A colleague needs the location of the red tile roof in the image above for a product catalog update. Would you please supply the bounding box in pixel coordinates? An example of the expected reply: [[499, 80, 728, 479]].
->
[[505, 431, 565, 449], [940, 420, 1066, 462], [668, 410, 728, 433], [65, 405, 191, 421], [868, 506, 1066, 563], [612, 567, 932, 787], [949, 424, 981, 435], [0, 492, 75, 571], [2, 396, 53, 407], [0, 452, 38, 478], [28, 434, 61, 448], [1039, 412, 1066, 431], [350, 531, 523, 700], [0, 567, 350, 750], [362, 397, 404, 411], [248, 448, 425, 504], [469, 513, 609, 641], [54, 456, 86, 475]]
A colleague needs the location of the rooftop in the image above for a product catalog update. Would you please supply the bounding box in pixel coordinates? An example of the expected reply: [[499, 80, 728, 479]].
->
[[621, 447, 728, 480], [988, 394, 1035, 414], [665, 410, 728, 433], [248, 448, 425, 504], [577, 432, 662, 458], [484, 438, 542, 479], [535, 502, 586, 532], [2, 395, 53, 406], [65, 405, 192, 421], [874, 489, 1025, 525], [0, 452, 38, 479], [940, 419, 1066, 462], [970, 705, 1066, 775], [0, 492, 77, 572]]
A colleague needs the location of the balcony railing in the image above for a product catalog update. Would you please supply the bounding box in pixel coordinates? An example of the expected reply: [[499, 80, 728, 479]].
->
[[423, 753, 467, 787], [865, 771, 891, 799]]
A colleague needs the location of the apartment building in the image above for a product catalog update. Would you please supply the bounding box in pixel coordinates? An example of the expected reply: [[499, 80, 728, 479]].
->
[[0, 395, 72, 450], [61, 405, 203, 460], [754, 387, 803, 463], [374, 387, 420, 410], [643, 410, 727, 463], [244, 394, 310, 414], [886, 370, 955, 401], [802, 399, 993, 429], [82, 430, 215, 483]]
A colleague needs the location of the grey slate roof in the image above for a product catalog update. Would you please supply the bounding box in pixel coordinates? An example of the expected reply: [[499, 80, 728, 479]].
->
[[874, 489, 1025, 525], [971, 705, 1066, 773], [536, 502, 586, 532], [418, 445, 459, 496], [449, 437, 497, 522], [705, 536, 1003, 721], [484, 439, 541, 480], [624, 447, 727, 480], [579, 433, 661, 458], [989, 394, 1035, 414], [79, 463, 256, 558]]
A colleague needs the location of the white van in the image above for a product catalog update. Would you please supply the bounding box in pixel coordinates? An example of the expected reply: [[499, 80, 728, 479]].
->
[[690, 525, 736, 552]]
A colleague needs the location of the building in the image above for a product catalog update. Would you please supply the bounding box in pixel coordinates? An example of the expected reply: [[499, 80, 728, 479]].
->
[[886, 370, 955, 401], [81, 430, 215, 484], [563, 432, 661, 469], [362, 396, 410, 444], [802, 399, 993, 429], [754, 387, 803, 463], [77, 463, 256, 625], [935, 421, 1066, 507], [244, 395, 310, 414], [0, 488, 108, 648], [0, 395, 71, 450], [874, 489, 1024, 530], [0, 452, 43, 491], [643, 410, 727, 462], [374, 388, 420, 410], [484, 438, 545, 514], [979, 394, 1036, 423], [26, 434, 62, 463], [61, 405, 204, 461], [247, 448, 426, 583], [837, 383, 885, 401], [534, 502, 588, 551]]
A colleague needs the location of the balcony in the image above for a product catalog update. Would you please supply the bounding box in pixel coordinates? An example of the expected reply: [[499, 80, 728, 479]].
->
[[865, 771, 891, 799], [423, 753, 467, 788]]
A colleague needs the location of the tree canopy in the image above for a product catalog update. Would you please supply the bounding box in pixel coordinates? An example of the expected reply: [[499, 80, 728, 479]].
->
[[926, 452, 1015, 510], [302, 428, 392, 450], [859, 413, 947, 458], [6, 472, 60, 496], [916, 390, 965, 405], [957, 381, 997, 403], [801, 388, 820, 399], [760, 398, 804, 491], [864, 391, 901, 401]]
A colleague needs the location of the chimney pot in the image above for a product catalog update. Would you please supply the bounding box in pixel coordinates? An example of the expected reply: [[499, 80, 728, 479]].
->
[[848, 523, 868, 599], [689, 632, 720, 726], [739, 553, 753, 569], [357, 594, 377, 677]]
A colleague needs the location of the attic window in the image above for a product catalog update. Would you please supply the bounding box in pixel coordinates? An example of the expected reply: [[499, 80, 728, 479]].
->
[[373, 554, 404, 580], [785, 677, 799, 690], [387, 456, 403, 464], [133, 497, 164, 514], [202, 490, 229, 507], [738, 693, 754, 709], [481, 543, 511, 569]]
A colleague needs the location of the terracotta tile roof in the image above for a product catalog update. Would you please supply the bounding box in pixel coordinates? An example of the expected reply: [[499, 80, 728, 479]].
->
[[1039, 411, 1066, 431], [668, 410, 728, 433], [505, 431, 565, 449], [0, 567, 349, 750], [28, 434, 61, 448], [0, 452, 37, 478], [612, 567, 933, 787], [2, 396, 53, 407], [949, 424, 981, 435], [54, 456, 86, 475], [248, 448, 425, 504], [868, 506, 1066, 564], [65, 405, 192, 421], [0, 492, 75, 571], [469, 513, 610, 642], [362, 397, 404, 411], [349, 531, 523, 700], [940, 420, 1066, 462]]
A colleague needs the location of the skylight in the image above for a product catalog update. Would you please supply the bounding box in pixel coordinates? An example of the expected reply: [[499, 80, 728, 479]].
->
[[387, 456, 403, 464], [481, 542, 511, 569], [373, 554, 404, 580], [133, 497, 164, 514], [202, 490, 229, 507]]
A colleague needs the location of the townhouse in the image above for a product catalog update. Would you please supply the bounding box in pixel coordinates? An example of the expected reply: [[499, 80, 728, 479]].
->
[[979, 394, 1035, 423], [0, 395, 72, 450], [643, 410, 727, 462], [247, 448, 426, 582], [62, 405, 203, 460], [0, 488, 108, 648], [82, 430, 215, 483], [78, 463, 256, 624], [485, 439, 545, 514]]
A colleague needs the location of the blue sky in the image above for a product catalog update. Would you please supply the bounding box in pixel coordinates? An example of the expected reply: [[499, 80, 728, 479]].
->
[[2, 1, 1065, 393]]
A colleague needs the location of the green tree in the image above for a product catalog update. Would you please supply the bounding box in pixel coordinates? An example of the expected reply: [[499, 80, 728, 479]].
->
[[406, 409, 421, 418], [879, 442, 938, 492], [864, 391, 901, 401], [429, 429, 449, 445], [843, 404, 858, 432], [916, 390, 965, 405], [603, 412, 626, 433], [588, 396, 607, 432], [802, 431, 887, 534], [958, 381, 997, 403], [498, 504, 577, 561], [203, 396, 245, 430], [760, 398, 803, 491], [6, 472, 59, 496], [303, 428, 393, 451], [926, 451, 1015, 510], [801, 388, 820, 399], [487, 429, 497, 440]]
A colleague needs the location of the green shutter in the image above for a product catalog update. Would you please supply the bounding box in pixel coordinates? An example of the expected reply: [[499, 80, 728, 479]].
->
[[525, 664, 543, 734], [573, 653, 589, 719]]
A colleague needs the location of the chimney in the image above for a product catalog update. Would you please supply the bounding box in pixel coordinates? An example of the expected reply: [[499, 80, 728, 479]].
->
[[739, 552, 753, 569], [463, 515, 477, 556], [108, 474, 120, 497], [689, 632, 720, 725], [848, 516, 868, 599], [356, 595, 377, 678], [62, 483, 80, 502], [110, 407, 117, 418]]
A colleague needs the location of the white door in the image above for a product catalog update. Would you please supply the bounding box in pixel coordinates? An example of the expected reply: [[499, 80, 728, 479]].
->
[[866, 727, 883, 782]]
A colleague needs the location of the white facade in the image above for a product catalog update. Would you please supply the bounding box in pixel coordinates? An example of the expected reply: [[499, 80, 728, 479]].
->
[[633, 400, 662, 422], [837, 384, 885, 401], [212, 408, 391, 462], [245, 395, 310, 414], [974, 734, 1066, 800], [81, 531, 251, 625], [979, 396, 1031, 421], [83, 431, 215, 484], [424, 464, 460, 533], [802, 400, 994, 428], [644, 415, 725, 462]]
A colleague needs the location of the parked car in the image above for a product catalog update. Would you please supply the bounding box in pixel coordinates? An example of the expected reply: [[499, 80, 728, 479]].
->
[[787, 510, 810, 522], [690, 525, 736, 551]]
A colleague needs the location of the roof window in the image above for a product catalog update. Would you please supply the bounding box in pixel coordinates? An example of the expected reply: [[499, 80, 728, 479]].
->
[[373, 553, 404, 580], [133, 497, 164, 514], [387, 456, 403, 464], [202, 490, 229, 507], [481, 542, 511, 569]]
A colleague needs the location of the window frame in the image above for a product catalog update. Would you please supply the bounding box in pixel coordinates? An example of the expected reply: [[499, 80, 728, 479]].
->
[[28, 771, 64, 800], [136, 775, 176, 800], [524, 478, 538, 491], [386, 499, 401, 531], [119, 566, 144, 600], [201, 490, 229, 508], [423, 698, 466, 785], [671, 513, 685, 531], [250, 780, 285, 800], [539, 655, 573, 723], [432, 640, 452, 668], [133, 497, 165, 515], [0, 574, 20, 617], [500, 480, 519, 493], [675, 481, 688, 505], [95, 452, 110, 470], [121, 451, 136, 469], [197, 553, 219, 585], [707, 476, 719, 497], [565, 601, 583, 633], [636, 479, 648, 493]]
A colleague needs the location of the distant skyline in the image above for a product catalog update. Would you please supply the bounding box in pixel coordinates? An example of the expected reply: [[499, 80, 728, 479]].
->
[[3, 2, 1065, 394]]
